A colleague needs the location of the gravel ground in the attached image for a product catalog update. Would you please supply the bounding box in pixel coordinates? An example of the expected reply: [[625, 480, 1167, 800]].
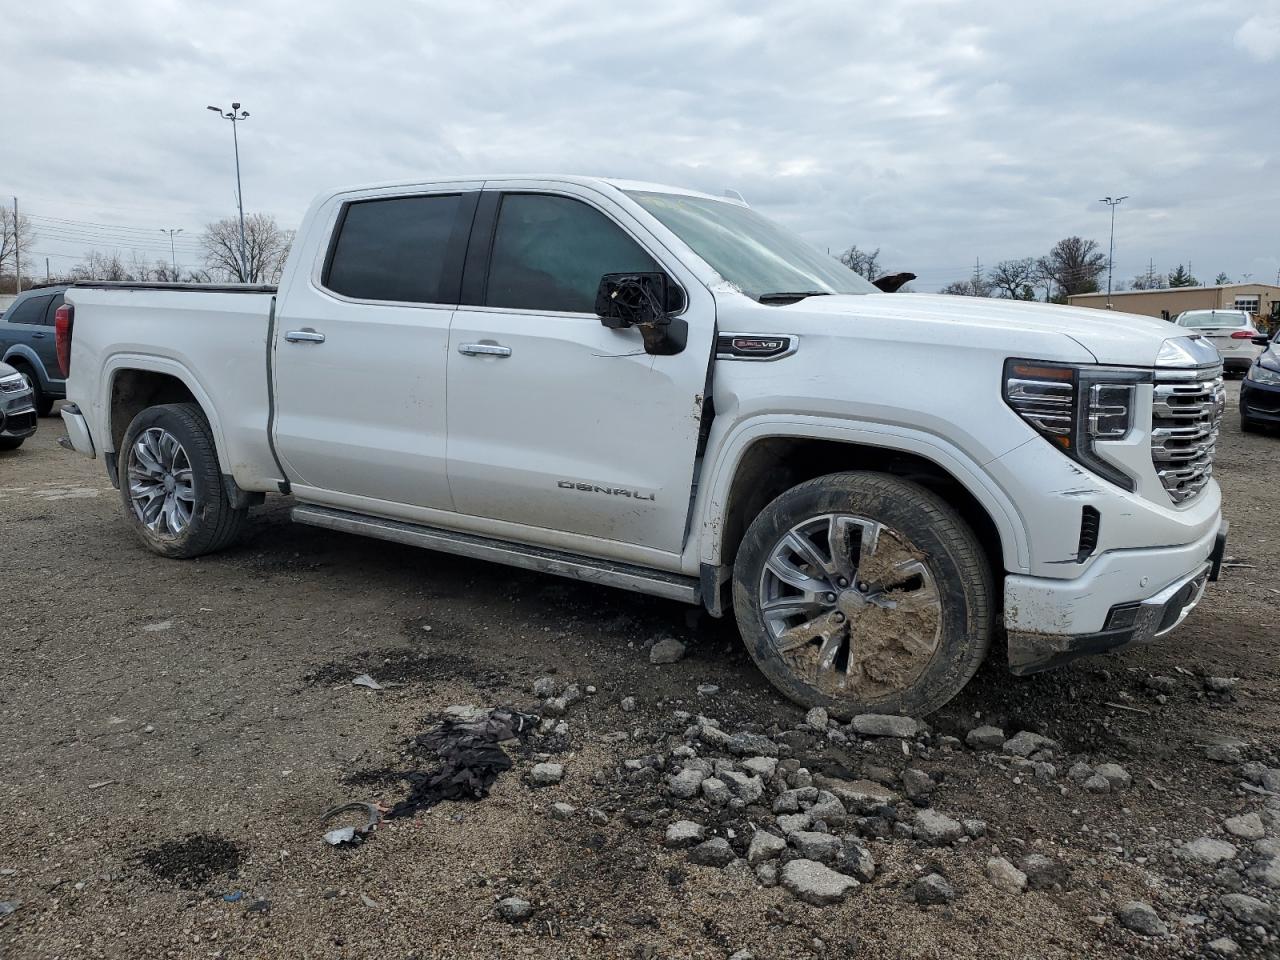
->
[[0, 383, 1277, 960]]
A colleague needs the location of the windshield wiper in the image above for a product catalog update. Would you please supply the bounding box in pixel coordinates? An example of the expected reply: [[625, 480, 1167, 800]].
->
[[757, 291, 833, 305]]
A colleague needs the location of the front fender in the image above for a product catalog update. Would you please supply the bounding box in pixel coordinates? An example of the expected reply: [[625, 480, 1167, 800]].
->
[[692, 415, 1031, 575]]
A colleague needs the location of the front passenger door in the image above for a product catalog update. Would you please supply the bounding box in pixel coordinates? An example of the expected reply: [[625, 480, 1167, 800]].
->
[[445, 185, 716, 562]]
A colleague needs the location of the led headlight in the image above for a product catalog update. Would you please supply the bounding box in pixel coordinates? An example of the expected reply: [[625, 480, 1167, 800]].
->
[[1003, 359, 1147, 491], [0, 372, 28, 392], [1247, 362, 1280, 385]]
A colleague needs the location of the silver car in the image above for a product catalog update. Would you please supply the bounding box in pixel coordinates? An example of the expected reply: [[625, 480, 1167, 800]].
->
[[0, 360, 39, 450], [1173, 309, 1265, 375]]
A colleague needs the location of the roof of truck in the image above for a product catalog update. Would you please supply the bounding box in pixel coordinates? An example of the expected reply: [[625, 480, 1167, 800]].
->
[[325, 175, 744, 205]]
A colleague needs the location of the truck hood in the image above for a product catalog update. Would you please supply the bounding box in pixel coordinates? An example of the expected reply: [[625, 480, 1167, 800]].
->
[[753, 293, 1192, 368]]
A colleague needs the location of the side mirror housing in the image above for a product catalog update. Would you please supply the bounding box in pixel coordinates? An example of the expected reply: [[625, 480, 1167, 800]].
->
[[595, 272, 688, 356], [1252, 334, 1271, 346]]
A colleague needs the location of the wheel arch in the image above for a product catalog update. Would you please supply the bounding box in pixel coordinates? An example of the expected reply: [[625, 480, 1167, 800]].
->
[[697, 418, 1030, 605], [103, 358, 230, 483], [2, 345, 50, 387]]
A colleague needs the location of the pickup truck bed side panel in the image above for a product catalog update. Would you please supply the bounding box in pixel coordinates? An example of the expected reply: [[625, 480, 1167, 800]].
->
[[65, 287, 282, 491]]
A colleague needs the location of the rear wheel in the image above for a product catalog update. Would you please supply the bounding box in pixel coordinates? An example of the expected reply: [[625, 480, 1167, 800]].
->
[[732, 471, 993, 718], [119, 403, 248, 558]]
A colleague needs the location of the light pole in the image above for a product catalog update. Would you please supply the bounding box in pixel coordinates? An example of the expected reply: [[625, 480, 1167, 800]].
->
[[207, 102, 250, 280], [160, 228, 183, 276], [1099, 195, 1128, 308]]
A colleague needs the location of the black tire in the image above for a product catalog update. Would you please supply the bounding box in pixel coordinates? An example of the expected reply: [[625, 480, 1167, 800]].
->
[[0, 437, 23, 451], [732, 471, 993, 718], [118, 402, 248, 558], [1240, 415, 1259, 433]]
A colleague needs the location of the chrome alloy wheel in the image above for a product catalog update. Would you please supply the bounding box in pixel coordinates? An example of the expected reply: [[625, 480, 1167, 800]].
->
[[759, 514, 942, 700], [127, 427, 196, 537]]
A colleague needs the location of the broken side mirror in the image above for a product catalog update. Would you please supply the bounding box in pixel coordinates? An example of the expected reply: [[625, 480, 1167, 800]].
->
[[595, 272, 688, 356]]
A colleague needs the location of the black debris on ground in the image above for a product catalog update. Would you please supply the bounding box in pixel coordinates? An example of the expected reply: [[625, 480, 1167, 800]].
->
[[137, 833, 242, 889]]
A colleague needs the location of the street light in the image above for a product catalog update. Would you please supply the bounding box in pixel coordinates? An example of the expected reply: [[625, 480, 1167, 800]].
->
[[207, 102, 250, 280], [160, 228, 183, 276], [1099, 195, 1128, 308]]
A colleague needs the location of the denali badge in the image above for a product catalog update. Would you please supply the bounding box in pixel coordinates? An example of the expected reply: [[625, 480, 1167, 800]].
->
[[557, 480, 656, 501]]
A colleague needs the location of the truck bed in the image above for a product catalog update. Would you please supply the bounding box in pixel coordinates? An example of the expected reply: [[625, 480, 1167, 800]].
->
[[64, 283, 283, 492]]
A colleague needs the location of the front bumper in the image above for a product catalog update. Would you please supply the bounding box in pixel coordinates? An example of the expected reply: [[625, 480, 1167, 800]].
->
[[0, 397, 38, 439], [1005, 519, 1226, 674], [1241, 376, 1280, 424]]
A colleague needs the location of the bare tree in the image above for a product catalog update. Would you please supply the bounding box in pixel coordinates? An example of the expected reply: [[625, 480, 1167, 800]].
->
[[201, 213, 294, 283], [1039, 237, 1107, 299], [0, 207, 37, 291], [1130, 270, 1167, 290], [67, 251, 140, 281], [988, 258, 1039, 300], [940, 276, 994, 297], [838, 244, 882, 281]]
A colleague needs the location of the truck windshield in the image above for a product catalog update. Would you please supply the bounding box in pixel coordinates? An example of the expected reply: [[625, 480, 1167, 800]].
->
[[626, 191, 879, 302]]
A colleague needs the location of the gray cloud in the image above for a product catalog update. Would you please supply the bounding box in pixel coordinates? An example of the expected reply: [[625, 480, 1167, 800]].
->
[[3, 0, 1276, 287]]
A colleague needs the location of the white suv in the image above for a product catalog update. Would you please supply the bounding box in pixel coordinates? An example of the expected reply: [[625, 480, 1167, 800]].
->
[[1174, 309, 1264, 375]]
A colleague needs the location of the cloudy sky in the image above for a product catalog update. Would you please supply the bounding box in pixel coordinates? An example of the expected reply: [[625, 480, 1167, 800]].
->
[[3, 0, 1277, 290]]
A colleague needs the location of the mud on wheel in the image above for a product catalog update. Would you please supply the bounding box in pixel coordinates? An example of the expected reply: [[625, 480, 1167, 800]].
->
[[119, 402, 248, 559], [732, 471, 993, 718]]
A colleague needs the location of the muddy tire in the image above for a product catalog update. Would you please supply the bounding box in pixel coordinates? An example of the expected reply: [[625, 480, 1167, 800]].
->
[[732, 471, 993, 719], [119, 403, 248, 558]]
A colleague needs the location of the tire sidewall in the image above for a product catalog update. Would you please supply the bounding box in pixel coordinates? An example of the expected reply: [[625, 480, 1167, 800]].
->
[[733, 472, 992, 718], [119, 404, 225, 558]]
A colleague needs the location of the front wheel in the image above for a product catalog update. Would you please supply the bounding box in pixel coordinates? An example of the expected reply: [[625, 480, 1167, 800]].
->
[[732, 471, 993, 718], [119, 403, 248, 558], [0, 437, 24, 451]]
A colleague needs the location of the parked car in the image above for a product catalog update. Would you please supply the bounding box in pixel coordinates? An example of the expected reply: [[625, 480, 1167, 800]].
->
[[1172, 308, 1264, 375], [58, 176, 1227, 717], [0, 360, 39, 450], [1241, 328, 1280, 432], [0, 284, 68, 416]]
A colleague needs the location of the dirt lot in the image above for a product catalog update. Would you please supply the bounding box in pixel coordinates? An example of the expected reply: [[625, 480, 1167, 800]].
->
[[1, 385, 1277, 960]]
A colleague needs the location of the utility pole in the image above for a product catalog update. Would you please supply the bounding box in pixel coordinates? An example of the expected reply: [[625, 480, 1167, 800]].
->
[[160, 228, 184, 275], [206, 102, 250, 280], [45, 257, 50, 281], [1147, 258, 1156, 288], [1099, 195, 1127, 308], [12, 197, 19, 294], [972, 256, 984, 295]]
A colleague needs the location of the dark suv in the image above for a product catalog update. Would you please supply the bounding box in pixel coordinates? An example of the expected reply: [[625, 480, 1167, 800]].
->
[[0, 284, 68, 416], [1241, 328, 1280, 431]]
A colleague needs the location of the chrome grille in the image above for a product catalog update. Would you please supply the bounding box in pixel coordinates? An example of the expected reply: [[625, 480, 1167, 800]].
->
[[1150, 367, 1224, 504]]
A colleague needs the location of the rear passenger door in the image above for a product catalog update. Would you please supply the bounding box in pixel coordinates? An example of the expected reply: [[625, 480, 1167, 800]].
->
[[1, 294, 56, 387], [272, 186, 478, 510]]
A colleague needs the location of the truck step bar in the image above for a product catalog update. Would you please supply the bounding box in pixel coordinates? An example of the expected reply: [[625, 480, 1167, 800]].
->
[[290, 504, 701, 604]]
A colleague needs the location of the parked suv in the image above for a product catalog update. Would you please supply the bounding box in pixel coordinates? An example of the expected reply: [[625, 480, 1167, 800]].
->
[[1173, 309, 1264, 375], [0, 360, 39, 450], [0, 284, 68, 416]]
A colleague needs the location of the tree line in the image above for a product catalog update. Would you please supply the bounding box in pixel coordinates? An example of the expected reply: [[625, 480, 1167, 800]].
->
[[0, 211, 293, 292], [841, 238, 1228, 301]]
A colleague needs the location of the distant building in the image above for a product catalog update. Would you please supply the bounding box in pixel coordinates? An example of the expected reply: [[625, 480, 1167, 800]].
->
[[1067, 283, 1280, 328]]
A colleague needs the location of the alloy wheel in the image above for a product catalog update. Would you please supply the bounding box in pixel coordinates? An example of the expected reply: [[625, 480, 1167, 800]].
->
[[127, 427, 196, 537]]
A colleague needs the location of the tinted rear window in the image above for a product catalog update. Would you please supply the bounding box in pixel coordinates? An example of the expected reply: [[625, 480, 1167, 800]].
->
[[325, 194, 463, 303], [4, 295, 52, 325]]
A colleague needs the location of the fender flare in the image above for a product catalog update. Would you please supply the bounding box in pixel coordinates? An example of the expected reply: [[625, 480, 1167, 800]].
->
[[99, 354, 233, 471], [2, 344, 52, 389], [695, 414, 1031, 575]]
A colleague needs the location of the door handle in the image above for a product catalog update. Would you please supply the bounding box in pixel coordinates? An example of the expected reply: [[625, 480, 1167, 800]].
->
[[285, 329, 326, 344], [458, 343, 512, 358], [32, 332, 46, 339]]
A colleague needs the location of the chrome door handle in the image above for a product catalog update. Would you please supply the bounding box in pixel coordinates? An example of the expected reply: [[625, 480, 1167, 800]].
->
[[458, 343, 512, 358], [285, 329, 326, 344]]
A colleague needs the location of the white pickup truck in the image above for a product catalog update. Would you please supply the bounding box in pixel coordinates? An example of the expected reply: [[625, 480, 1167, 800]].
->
[[58, 175, 1228, 717]]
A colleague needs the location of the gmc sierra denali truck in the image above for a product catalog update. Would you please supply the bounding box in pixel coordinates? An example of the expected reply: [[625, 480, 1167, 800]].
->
[[57, 175, 1228, 717]]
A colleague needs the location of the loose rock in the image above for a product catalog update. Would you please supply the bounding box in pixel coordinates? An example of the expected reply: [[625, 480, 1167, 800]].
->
[[649, 638, 686, 665], [688, 838, 736, 868], [780, 859, 859, 906], [550, 802, 576, 820], [1206, 938, 1240, 956], [966, 725, 1005, 749], [1116, 901, 1166, 937], [851, 714, 919, 739], [531, 677, 557, 698], [913, 873, 956, 906], [835, 839, 876, 882], [667, 768, 707, 800], [530, 763, 563, 786], [1018, 853, 1069, 891], [985, 857, 1027, 894], [747, 830, 787, 864], [1002, 731, 1060, 758], [497, 897, 533, 922], [664, 820, 706, 848], [1094, 763, 1131, 790], [1083, 775, 1111, 794], [741, 756, 778, 779], [913, 809, 964, 846], [1224, 812, 1265, 841], [790, 831, 842, 864], [1219, 893, 1272, 925], [1177, 837, 1237, 867], [805, 707, 829, 729]]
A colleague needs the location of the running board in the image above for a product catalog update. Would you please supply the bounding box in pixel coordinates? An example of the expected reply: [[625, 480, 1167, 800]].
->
[[290, 504, 700, 604]]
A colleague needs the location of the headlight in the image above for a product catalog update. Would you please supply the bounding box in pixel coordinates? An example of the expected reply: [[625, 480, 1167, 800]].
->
[[0, 372, 28, 392], [1247, 363, 1280, 386], [1003, 359, 1147, 491]]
